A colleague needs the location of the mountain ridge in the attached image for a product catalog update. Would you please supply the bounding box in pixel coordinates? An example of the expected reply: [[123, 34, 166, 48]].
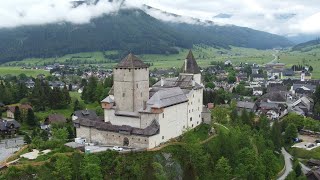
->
[[0, 8, 292, 64]]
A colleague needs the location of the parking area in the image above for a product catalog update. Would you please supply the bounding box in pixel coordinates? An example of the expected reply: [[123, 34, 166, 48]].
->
[[0, 137, 24, 163], [292, 134, 320, 150]]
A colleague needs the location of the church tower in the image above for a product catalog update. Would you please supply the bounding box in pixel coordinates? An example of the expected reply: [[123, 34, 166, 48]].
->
[[180, 50, 201, 84], [113, 53, 149, 112]]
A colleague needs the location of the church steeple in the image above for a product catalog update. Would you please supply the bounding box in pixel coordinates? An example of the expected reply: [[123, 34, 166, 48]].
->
[[181, 50, 201, 74]]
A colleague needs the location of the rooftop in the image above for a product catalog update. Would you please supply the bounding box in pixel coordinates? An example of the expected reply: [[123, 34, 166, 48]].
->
[[116, 53, 148, 69], [181, 50, 201, 74]]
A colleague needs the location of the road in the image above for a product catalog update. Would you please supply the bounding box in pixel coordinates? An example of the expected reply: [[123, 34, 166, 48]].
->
[[0, 137, 24, 163], [267, 50, 279, 64], [278, 148, 293, 180], [300, 162, 311, 175]]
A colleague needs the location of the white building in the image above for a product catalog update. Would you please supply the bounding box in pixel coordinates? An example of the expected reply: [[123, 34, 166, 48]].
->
[[74, 51, 205, 149]]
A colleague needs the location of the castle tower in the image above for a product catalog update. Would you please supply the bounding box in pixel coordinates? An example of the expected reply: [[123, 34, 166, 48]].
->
[[113, 53, 149, 112], [180, 50, 201, 84]]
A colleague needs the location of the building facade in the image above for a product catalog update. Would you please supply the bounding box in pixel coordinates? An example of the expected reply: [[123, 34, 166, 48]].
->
[[75, 51, 205, 149]]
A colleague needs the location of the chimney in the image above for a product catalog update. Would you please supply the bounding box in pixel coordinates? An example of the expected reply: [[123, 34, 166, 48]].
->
[[192, 78, 195, 87], [161, 77, 165, 87], [184, 58, 187, 71], [301, 71, 305, 82]]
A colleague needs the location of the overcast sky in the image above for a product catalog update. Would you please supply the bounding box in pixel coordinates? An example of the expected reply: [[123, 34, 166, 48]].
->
[[1, 0, 320, 36]]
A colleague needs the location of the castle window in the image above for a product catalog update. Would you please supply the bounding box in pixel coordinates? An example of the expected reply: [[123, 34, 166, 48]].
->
[[189, 110, 190, 113], [192, 124, 194, 127], [145, 139, 147, 142], [162, 113, 164, 118], [199, 114, 201, 118], [162, 136, 164, 140], [190, 117, 192, 121], [141, 92, 142, 97], [138, 138, 141, 141], [193, 94, 194, 98], [136, 84, 138, 88], [197, 121, 199, 124], [122, 93, 125, 97]]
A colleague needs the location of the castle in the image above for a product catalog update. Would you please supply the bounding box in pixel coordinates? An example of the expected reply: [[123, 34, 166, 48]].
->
[[74, 50, 207, 149]]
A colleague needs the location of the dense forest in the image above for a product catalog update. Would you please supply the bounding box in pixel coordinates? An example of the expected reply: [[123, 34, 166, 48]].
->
[[0, 9, 292, 63]]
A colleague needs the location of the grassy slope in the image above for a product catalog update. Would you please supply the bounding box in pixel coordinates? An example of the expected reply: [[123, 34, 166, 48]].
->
[[279, 48, 320, 78], [0, 67, 50, 77], [2, 45, 320, 78]]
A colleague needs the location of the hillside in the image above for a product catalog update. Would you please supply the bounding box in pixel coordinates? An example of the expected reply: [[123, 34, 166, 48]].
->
[[292, 38, 320, 52], [0, 9, 292, 63]]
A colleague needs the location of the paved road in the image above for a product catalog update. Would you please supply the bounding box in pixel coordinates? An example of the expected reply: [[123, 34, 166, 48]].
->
[[0, 137, 24, 163], [278, 148, 293, 180], [300, 162, 311, 175]]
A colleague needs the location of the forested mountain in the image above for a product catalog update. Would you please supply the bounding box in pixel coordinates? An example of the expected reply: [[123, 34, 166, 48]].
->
[[292, 38, 320, 52], [0, 9, 292, 63]]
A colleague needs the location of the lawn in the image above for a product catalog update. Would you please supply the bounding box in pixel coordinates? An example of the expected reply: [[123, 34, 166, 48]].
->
[[0, 67, 50, 77], [290, 146, 320, 159]]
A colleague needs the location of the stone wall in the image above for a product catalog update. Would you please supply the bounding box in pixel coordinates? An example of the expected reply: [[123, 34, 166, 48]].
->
[[113, 67, 149, 112], [76, 126, 149, 149]]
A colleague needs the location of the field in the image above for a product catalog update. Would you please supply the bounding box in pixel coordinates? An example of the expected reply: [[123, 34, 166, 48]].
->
[[0, 45, 275, 71], [1, 45, 320, 78], [279, 48, 320, 78], [0, 67, 50, 77]]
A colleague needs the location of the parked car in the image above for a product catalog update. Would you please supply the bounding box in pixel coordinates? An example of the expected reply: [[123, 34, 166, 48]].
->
[[307, 144, 315, 148], [112, 146, 123, 151], [293, 138, 303, 143]]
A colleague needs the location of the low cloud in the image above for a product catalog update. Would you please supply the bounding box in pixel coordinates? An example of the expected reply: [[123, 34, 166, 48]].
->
[[0, 0, 320, 36]]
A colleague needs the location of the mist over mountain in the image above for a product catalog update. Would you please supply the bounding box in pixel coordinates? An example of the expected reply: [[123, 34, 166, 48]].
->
[[0, 8, 292, 63], [292, 38, 320, 52]]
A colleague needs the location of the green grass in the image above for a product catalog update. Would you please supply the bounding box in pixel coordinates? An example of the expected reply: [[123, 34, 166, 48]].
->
[[35, 92, 100, 121], [290, 146, 320, 159], [0, 45, 275, 70], [279, 48, 320, 78], [0, 67, 50, 77]]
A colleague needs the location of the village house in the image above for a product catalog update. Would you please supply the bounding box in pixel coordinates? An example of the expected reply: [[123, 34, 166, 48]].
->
[[74, 51, 207, 149], [6, 104, 32, 119], [236, 101, 256, 113], [251, 74, 265, 82], [41, 114, 67, 130], [0, 119, 21, 136]]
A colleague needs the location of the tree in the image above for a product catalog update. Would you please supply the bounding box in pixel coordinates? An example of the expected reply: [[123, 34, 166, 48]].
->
[[24, 134, 31, 144], [309, 66, 313, 72], [211, 106, 229, 124], [285, 123, 298, 144], [52, 127, 68, 143], [54, 155, 72, 180], [205, 82, 215, 89], [152, 162, 167, 180], [261, 150, 280, 179], [81, 155, 103, 180], [26, 108, 37, 126], [271, 120, 282, 150], [14, 106, 22, 122], [214, 157, 232, 180]]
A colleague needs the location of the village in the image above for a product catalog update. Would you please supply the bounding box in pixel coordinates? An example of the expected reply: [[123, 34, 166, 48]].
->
[[1, 50, 320, 179]]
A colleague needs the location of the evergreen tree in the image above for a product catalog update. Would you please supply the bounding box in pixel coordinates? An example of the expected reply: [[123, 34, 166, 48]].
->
[[284, 123, 298, 144], [26, 108, 37, 126], [271, 120, 282, 150], [214, 157, 232, 180], [14, 106, 22, 122]]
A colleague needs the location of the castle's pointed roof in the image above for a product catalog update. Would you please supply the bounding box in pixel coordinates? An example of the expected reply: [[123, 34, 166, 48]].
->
[[181, 50, 201, 74], [116, 53, 148, 68]]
